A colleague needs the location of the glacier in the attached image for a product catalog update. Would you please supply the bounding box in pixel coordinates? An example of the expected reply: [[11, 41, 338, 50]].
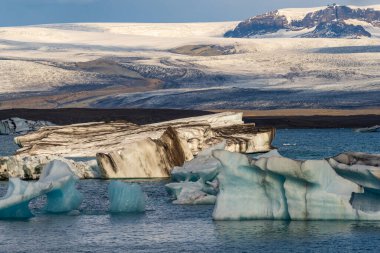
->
[[212, 150, 380, 221], [108, 181, 146, 213], [0, 160, 83, 219]]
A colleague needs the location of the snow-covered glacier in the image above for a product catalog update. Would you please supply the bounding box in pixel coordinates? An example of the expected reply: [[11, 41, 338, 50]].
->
[[0, 160, 83, 219], [212, 150, 380, 221]]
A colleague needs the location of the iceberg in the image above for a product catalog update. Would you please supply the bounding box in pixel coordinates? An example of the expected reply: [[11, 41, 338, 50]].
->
[[0, 117, 54, 135], [212, 150, 380, 221], [0, 154, 100, 180], [354, 125, 380, 133], [165, 142, 223, 204], [0, 160, 83, 219], [39, 161, 83, 213], [15, 112, 274, 159], [166, 180, 217, 205], [98, 127, 193, 179], [108, 181, 146, 213]]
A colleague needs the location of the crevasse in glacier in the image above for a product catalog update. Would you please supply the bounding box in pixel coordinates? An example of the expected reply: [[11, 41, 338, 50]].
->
[[0, 160, 83, 219], [212, 150, 380, 221], [108, 181, 146, 213], [165, 142, 224, 204]]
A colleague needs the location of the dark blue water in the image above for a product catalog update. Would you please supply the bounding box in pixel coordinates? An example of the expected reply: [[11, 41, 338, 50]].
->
[[0, 129, 379, 252], [274, 128, 380, 160]]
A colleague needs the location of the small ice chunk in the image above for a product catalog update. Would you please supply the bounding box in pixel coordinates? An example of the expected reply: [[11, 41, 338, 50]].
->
[[166, 179, 217, 205], [108, 181, 146, 213], [166, 142, 224, 205]]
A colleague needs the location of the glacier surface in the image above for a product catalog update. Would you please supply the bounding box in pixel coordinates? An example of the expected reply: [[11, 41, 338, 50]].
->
[[212, 150, 380, 221], [108, 181, 146, 213], [0, 160, 83, 219]]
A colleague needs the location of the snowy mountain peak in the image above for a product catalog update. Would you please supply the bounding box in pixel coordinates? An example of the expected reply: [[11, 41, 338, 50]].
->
[[225, 5, 380, 38]]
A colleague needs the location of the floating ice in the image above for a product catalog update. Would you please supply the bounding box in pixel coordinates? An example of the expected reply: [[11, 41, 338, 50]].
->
[[0, 117, 54, 135], [39, 161, 83, 213], [108, 181, 146, 213], [166, 142, 224, 204], [355, 125, 380, 133], [0, 160, 83, 219], [212, 150, 380, 221], [166, 179, 217, 205]]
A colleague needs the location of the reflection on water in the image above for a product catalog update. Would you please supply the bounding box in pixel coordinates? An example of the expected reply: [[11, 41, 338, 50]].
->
[[215, 220, 380, 252]]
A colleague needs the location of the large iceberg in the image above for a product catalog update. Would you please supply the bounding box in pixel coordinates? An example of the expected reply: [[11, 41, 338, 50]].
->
[[15, 112, 274, 159], [0, 160, 83, 219], [98, 127, 193, 179], [108, 181, 146, 213], [212, 150, 380, 220]]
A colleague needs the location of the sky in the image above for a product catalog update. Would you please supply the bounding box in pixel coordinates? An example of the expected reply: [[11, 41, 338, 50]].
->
[[0, 0, 379, 26]]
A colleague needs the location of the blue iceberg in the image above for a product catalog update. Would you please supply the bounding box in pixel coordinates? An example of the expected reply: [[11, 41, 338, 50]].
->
[[212, 150, 380, 221], [0, 160, 83, 219], [108, 181, 146, 213]]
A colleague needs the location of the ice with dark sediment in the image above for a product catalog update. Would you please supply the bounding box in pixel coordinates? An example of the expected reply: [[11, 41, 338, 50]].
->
[[166, 142, 224, 205], [212, 149, 380, 221], [0, 117, 54, 135]]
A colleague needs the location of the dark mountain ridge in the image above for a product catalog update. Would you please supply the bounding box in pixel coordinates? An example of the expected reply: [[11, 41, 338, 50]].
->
[[225, 5, 380, 38]]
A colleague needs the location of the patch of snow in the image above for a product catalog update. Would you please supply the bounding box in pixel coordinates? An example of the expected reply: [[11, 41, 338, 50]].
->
[[348, 5, 380, 11], [277, 5, 380, 23], [277, 7, 326, 22], [344, 19, 380, 38]]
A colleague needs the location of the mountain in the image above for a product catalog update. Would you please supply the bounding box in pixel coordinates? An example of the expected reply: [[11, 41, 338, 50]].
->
[[225, 5, 380, 38], [301, 21, 371, 38]]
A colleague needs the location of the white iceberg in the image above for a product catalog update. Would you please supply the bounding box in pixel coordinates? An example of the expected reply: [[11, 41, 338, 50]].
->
[[212, 150, 380, 221], [165, 142, 224, 205], [0, 160, 83, 219], [354, 125, 380, 133], [108, 181, 146, 213], [0, 154, 100, 180], [166, 179, 217, 205], [0, 117, 54, 135]]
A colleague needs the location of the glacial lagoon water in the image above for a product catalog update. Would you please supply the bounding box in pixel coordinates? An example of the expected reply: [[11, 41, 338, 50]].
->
[[0, 129, 380, 252]]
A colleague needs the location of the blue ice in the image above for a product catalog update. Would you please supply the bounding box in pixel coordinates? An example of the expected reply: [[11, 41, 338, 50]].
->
[[0, 160, 83, 219], [108, 181, 146, 213]]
